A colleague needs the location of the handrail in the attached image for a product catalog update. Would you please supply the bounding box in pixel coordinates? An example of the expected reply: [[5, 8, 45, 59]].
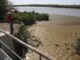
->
[[0, 29, 52, 60], [0, 48, 12, 60], [0, 40, 23, 60]]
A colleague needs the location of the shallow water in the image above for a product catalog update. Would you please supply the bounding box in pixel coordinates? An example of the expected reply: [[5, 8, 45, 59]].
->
[[15, 6, 80, 17]]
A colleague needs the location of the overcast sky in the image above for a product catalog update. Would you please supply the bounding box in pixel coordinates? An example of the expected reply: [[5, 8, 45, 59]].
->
[[8, 0, 80, 5]]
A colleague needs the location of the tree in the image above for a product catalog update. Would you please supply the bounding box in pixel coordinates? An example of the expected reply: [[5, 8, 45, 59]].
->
[[8, 2, 14, 10], [0, 0, 8, 20]]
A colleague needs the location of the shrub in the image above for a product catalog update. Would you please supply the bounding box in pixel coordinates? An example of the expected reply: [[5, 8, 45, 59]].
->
[[22, 13, 35, 25], [0, 0, 8, 16], [0, 16, 5, 22], [14, 25, 30, 58], [35, 13, 49, 21], [15, 25, 30, 41], [13, 13, 19, 21], [13, 13, 24, 21], [13, 13, 35, 25], [13, 12, 49, 25], [41, 14, 49, 21], [34, 13, 42, 21]]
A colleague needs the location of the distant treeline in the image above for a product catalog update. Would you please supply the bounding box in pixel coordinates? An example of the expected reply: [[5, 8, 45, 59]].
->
[[13, 4, 80, 9]]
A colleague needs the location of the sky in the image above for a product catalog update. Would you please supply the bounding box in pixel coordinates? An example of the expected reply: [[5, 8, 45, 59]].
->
[[8, 0, 80, 5]]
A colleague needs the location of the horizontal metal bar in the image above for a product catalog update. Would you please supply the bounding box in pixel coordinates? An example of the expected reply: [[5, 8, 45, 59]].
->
[[0, 40, 23, 60], [0, 29, 52, 60], [0, 48, 12, 60]]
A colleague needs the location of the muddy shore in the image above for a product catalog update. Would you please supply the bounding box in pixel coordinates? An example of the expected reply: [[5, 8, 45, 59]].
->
[[28, 14, 80, 60], [0, 14, 80, 60]]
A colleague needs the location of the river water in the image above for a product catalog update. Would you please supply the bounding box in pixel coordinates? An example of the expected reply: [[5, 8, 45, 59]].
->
[[14, 6, 80, 17]]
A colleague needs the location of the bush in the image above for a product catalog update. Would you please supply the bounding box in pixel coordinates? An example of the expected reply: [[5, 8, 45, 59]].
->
[[13, 13, 35, 25], [34, 13, 42, 21], [15, 25, 30, 41], [35, 13, 49, 21], [13, 12, 49, 25], [14, 25, 30, 58], [0, 0, 8, 16], [41, 14, 49, 21], [0, 16, 6, 22], [13, 13, 24, 21], [22, 13, 35, 25]]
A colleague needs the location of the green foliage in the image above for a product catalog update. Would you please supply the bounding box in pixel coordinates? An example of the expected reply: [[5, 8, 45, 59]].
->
[[13, 12, 35, 25], [14, 25, 30, 58], [15, 25, 30, 41], [0, 0, 8, 20], [13, 12, 49, 25], [41, 14, 49, 20], [33, 13, 49, 21], [0, 16, 5, 21], [34, 13, 42, 20], [0, 0, 8, 16], [22, 13, 35, 25], [35, 13, 49, 21], [13, 13, 23, 21]]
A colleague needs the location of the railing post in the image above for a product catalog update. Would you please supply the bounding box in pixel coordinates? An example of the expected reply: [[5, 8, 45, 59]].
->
[[0, 42, 1, 48], [39, 55, 42, 60]]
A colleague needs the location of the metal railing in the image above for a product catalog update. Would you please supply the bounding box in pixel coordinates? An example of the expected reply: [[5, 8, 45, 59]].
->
[[0, 29, 52, 60], [0, 48, 12, 60], [0, 40, 23, 60]]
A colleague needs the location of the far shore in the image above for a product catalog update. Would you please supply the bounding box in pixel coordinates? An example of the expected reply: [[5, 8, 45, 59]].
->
[[13, 4, 80, 9]]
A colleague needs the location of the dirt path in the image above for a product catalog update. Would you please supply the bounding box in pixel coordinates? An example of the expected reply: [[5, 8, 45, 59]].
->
[[0, 23, 20, 33]]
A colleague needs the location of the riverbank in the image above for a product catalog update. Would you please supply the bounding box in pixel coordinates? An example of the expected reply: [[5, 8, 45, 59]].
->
[[0, 14, 80, 60], [49, 14, 80, 25], [28, 14, 80, 60]]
